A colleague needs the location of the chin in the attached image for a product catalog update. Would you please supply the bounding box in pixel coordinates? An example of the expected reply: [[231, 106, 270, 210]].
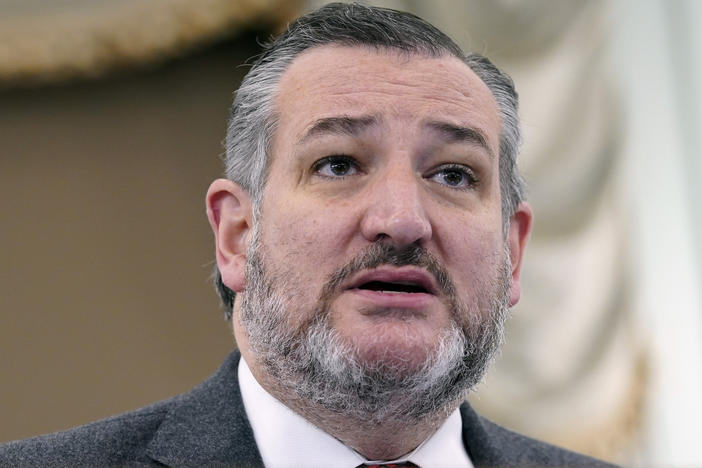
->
[[343, 320, 440, 376]]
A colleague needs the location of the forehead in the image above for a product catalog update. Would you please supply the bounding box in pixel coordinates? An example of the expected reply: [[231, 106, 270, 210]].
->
[[273, 45, 501, 153]]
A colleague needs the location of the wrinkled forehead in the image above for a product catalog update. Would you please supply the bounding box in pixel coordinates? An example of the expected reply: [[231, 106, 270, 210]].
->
[[272, 44, 502, 155]]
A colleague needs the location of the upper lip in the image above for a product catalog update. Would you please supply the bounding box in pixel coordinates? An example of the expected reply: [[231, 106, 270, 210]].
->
[[344, 266, 438, 295]]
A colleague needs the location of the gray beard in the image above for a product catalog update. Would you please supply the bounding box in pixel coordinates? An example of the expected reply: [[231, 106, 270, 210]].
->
[[239, 226, 512, 425]]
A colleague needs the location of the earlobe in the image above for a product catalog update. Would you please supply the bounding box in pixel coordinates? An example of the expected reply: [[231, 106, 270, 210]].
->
[[507, 202, 533, 307], [206, 179, 253, 293]]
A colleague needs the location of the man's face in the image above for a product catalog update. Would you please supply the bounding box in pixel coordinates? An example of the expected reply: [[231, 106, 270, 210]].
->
[[209, 45, 531, 419], [256, 45, 506, 363]]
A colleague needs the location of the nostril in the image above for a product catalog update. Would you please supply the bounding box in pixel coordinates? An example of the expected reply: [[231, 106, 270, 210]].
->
[[360, 194, 432, 246]]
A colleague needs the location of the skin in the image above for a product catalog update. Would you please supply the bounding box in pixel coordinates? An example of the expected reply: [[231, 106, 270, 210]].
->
[[207, 45, 532, 459]]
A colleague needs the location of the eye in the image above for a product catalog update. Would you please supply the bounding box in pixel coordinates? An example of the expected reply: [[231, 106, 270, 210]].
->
[[428, 164, 477, 189], [313, 155, 360, 178]]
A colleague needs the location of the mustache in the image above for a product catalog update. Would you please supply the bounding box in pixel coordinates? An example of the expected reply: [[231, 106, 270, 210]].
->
[[319, 242, 457, 302]]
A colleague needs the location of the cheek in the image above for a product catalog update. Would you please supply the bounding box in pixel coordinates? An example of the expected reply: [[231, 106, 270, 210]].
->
[[264, 190, 359, 249], [438, 215, 505, 294], [259, 199, 358, 287]]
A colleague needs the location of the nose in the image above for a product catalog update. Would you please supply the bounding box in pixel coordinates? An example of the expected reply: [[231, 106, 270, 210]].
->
[[360, 165, 432, 247]]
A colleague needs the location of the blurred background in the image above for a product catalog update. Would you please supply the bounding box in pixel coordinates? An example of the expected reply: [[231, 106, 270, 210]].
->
[[1, 0, 700, 466]]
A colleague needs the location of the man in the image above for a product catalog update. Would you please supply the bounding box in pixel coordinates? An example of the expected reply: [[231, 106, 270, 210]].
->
[[0, 3, 616, 467]]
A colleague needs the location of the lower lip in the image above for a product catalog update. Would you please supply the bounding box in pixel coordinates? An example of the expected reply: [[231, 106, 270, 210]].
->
[[347, 288, 435, 309]]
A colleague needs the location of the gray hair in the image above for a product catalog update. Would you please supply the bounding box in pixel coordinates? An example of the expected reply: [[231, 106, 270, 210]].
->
[[215, 2, 524, 317]]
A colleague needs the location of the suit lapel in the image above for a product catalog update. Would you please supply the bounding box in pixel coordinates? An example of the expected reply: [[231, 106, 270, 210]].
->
[[460, 401, 505, 468], [146, 350, 264, 467]]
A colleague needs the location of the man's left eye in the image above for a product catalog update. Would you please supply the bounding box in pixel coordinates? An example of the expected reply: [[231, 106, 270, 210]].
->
[[429, 165, 476, 188], [313, 156, 359, 177]]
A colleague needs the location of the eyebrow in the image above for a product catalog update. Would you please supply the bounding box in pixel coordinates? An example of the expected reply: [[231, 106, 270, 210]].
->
[[423, 120, 494, 159], [298, 115, 377, 143]]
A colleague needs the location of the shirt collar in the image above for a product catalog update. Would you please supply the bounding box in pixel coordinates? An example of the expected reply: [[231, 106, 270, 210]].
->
[[238, 356, 473, 468]]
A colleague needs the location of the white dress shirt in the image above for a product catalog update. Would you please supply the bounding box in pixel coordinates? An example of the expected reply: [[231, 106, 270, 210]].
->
[[238, 356, 474, 468]]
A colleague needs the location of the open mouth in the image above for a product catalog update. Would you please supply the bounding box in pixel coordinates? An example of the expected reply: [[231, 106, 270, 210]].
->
[[355, 280, 430, 294], [345, 267, 437, 300]]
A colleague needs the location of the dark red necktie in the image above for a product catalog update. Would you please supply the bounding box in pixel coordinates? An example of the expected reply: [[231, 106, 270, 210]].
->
[[357, 463, 418, 468]]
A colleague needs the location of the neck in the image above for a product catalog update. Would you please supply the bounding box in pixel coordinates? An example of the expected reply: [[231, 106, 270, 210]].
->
[[239, 346, 455, 460], [258, 363, 450, 459], [232, 311, 461, 460]]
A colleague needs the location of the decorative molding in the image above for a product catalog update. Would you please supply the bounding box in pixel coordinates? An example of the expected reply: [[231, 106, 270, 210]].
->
[[0, 0, 301, 86]]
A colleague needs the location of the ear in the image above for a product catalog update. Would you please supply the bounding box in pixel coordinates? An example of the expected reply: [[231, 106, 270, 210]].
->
[[507, 201, 533, 307], [206, 179, 253, 293]]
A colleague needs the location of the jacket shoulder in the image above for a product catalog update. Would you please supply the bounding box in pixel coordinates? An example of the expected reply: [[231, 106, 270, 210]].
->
[[482, 416, 616, 467], [0, 397, 176, 468], [461, 403, 619, 467], [0, 351, 260, 468]]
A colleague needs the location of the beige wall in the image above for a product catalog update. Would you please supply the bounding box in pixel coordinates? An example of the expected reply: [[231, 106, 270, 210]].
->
[[0, 37, 262, 442]]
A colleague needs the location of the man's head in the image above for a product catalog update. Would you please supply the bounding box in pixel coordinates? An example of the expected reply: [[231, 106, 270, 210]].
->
[[206, 2, 532, 425]]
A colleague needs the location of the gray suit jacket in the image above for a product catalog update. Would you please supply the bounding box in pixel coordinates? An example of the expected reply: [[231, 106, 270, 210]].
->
[[0, 351, 616, 467]]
